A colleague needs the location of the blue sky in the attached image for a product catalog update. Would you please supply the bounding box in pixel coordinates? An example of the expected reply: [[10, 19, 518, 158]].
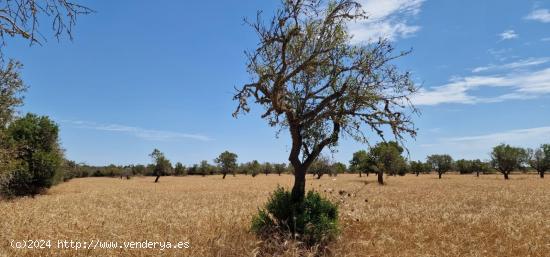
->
[[5, 0, 550, 166]]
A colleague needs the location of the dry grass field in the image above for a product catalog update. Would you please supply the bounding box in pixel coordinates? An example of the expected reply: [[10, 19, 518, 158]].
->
[[1, 174, 549, 257]]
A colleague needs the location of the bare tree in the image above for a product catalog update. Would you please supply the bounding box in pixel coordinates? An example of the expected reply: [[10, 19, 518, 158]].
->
[[234, 0, 417, 203], [0, 0, 93, 56]]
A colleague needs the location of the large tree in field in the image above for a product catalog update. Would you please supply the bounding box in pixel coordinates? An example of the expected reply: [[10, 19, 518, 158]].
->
[[234, 0, 417, 203], [369, 141, 406, 184], [491, 144, 527, 180], [427, 154, 453, 179], [215, 151, 238, 179], [149, 149, 172, 183], [0, 0, 92, 57], [528, 144, 549, 179]]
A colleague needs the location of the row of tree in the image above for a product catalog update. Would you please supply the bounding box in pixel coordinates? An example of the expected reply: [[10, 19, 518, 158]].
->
[[63, 142, 549, 185], [348, 142, 549, 183]]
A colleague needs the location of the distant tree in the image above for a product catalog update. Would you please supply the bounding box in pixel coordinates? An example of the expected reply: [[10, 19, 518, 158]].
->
[[330, 162, 346, 177], [470, 159, 488, 177], [409, 161, 426, 176], [249, 160, 261, 177], [309, 155, 331, 179], [0, 114, 62, 197], [273, 163, 286, 176], [263, 162, 273, 176], [491, 144, 527, 180], [233, 0, 417, 203], [130, 164, 146, 176], [0, 0, 93, 57], [215, 151, 238, 179], [237, 163, 248, 176], [198, 160, 212, 177], [528, 144, 549, 178], [174, 162, 186, 176], [349, 150, 375, 177], [427, 154, 453, 179], [455, 159, 473, 174], [369, 141, 406, 184], [149, 149, 172, 183], [187, 164, 198, 176]]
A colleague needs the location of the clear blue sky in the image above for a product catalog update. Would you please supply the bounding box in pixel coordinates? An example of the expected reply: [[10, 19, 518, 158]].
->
[[5, 0, 550, 166]]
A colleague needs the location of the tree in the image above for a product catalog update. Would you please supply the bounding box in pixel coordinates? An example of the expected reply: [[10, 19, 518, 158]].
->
[[0, 114, 62, 197], [174, 162, 186, 176], [149, 149, 172, 183], [309, 155, 331, 179], [470, 159, 488, 177], [410, 161, 426, 176], [263, 162, 273, 176], [369, 141, 406, 184], [0, 0, 93, 57], [0, 61, 28, 170], [0, 61, 27, 128], [455, 159, 473, 174], [215, 151, 238, 179], [233, 0, 417, 203], [491, 144, 527, 180], [249, 160, 261, 177], [330, 162, 346, 177], [528, 144, 549, 179], [198, 160, 212, 177], [273, 163, 286, 176], [427, 154, 453, 179], [349, 150, 372, 177]]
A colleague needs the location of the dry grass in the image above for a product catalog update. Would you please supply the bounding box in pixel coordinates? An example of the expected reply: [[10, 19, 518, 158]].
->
[[1, 174, 549, 257]]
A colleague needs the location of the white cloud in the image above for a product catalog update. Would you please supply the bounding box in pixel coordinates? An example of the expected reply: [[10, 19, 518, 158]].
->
[[448, 126, 550, 144], [525, 9, 550, 23], [542, 37, 550, 42], [349, 0, 425, 43], [62, 120, 212, 142], [499, 30, 518, 40], [419, 126, 550, 160], [412, 66, 550, 106], [472, 57, 550, 73]]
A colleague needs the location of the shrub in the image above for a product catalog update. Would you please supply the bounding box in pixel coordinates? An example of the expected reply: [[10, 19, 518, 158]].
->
[[251, 187, 339, 247], [0, 114, 62, 198]]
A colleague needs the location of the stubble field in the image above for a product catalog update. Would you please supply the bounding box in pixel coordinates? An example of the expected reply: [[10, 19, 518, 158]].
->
[[1, 174, 549, 257]]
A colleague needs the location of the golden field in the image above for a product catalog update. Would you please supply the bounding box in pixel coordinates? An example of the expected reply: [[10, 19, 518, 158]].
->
[[1, 174, 549, 257]]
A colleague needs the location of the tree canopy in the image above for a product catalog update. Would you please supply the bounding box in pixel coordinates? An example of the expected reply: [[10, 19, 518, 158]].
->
[[491, 144, 527, 180], [234, 0, 417, 202], [0, 0, 93, 57], [427, 154, 453, 179], [215, 151, 238, 179]]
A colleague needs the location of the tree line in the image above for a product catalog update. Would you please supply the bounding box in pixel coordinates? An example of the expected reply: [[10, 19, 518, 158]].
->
[[348, 142, 549, 184]]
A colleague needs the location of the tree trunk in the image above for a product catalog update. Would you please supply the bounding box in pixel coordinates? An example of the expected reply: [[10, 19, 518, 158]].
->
[[438, 172, 442, 179], [476, 171, 479, 177], [416, 171, 419, 176], [541, 171, 545, 178], [377, 171, 384, 185], [359, 171, 362, 177], [222, 172, 227, 179], [154, 175, 160, 183], [291, 166, 307, 204], [504, 172, 509, 180]]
